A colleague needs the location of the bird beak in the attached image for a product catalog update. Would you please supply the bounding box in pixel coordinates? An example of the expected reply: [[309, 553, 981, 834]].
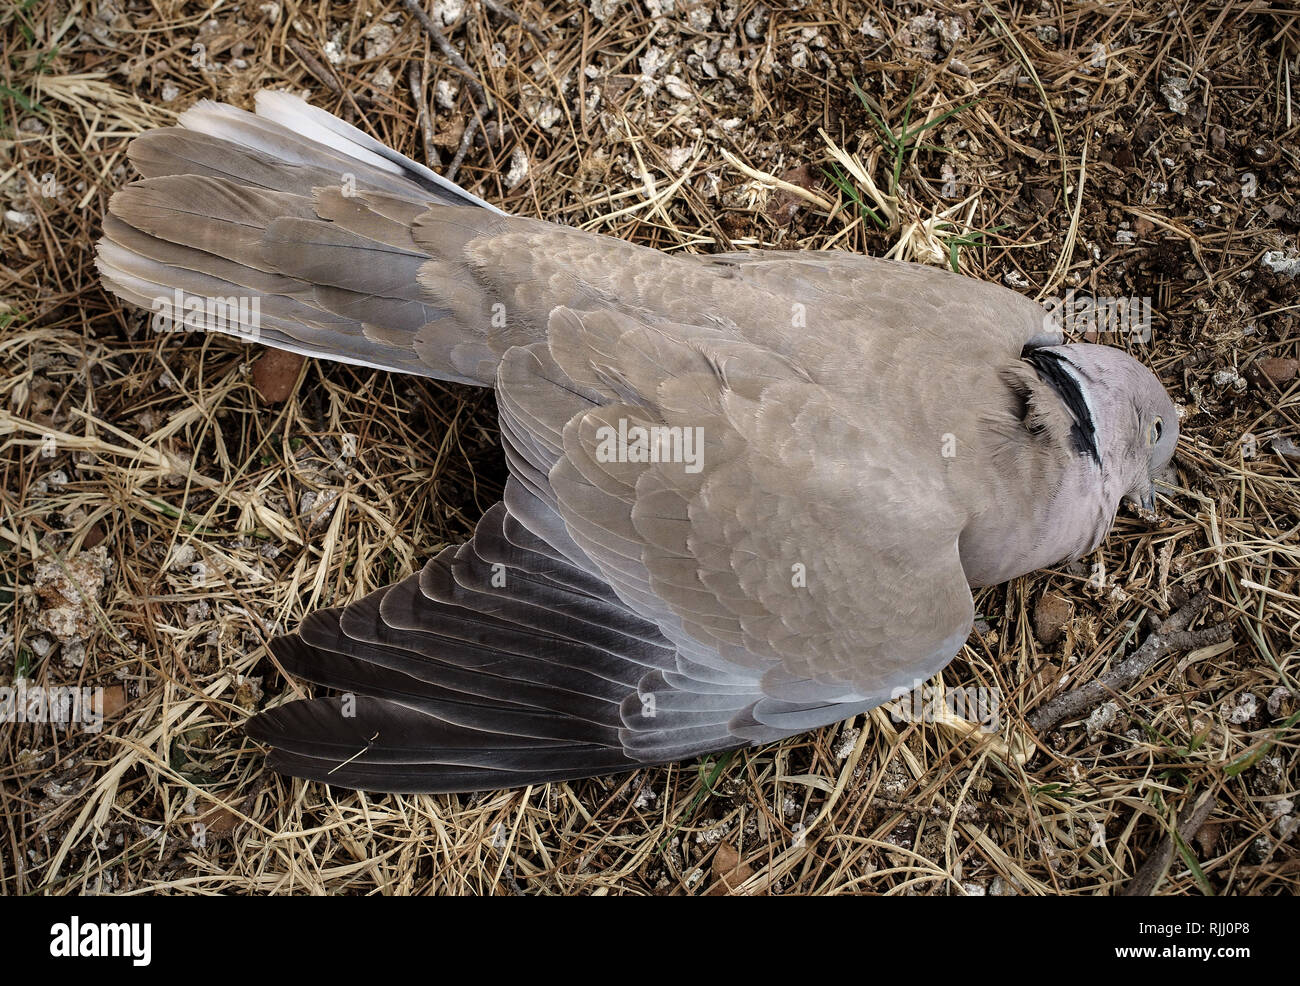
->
[[1124, 478, 1156, 514]]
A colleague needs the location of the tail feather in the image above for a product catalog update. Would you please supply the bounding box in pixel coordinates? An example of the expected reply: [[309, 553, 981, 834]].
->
[[95, 239, 427, 372], [127, 128, 346, 193], [109, 176, 315, 272], [176, 100, 424, 201], [98, 91, 504, 384], [251, 90, 504, 212], [260, 216, 428, 295], [101, 214, 302, 297]]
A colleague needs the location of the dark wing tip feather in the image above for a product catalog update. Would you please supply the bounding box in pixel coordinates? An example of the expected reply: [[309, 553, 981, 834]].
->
[[243, 500, 787, 795]]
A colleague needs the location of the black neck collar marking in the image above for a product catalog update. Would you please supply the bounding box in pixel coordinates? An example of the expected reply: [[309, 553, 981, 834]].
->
[[1022, 349, 1101, 465]]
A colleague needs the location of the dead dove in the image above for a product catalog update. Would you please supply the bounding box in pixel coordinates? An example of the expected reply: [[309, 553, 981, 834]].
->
[[95, 91, 1178, 793]]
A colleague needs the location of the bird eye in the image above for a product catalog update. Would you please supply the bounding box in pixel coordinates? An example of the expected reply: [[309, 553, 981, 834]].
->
[[1149, 417, 1163, 445]]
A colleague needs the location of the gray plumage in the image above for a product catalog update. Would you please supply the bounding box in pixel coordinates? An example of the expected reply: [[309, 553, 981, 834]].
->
[[96, 92, 1178, 793]]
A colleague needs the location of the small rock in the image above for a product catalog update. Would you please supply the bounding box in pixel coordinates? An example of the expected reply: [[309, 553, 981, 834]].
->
[[101, 684, 127, 718], [504, 146, 529, 190], [435, 78, 458, 111], [1248, 357, 1299, 388], [1194, 821, 1221, 856], [433, 0, 464, 27], [189, 798, 241, 840], [1034, 591, 1074, 646], [632, 786, 657, 810], [1261, 250, 1300, 279], [61, 639, 86, 668], [707, 842, 754, 894], [1212, 367, 1244, 390], [1266, 687, 1295, 718], [31, 545, 111, 642], [1159, 75, 1189, 115], [834, 725, 860, 759], [252, 349, 305, 403], [1086, 701, 1119, 740], [1250, 141, 1280, 166], [1273, 436, 1300, 461], [858, 14, 883, 38], [765, 163, 815, 225], [1229, 692, 1257, 725]]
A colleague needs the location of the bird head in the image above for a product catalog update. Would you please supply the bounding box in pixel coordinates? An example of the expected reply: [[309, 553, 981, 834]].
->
[[1033, 344, 1179, 514]]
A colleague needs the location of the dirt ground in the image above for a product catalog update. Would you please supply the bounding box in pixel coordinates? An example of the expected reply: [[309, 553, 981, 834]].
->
[[1, 0, 1297, 895]]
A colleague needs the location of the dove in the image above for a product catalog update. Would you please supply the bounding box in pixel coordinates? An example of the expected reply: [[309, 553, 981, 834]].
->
[[95, 91, 1178, 793]]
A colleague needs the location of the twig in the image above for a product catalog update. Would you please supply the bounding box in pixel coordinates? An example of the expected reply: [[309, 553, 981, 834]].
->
[[1123, 790, 1216, 896], [1030, 591, 1233, 733], [482, 0, 549, 43], [286, 37, 342, 95], [398, 0, 490, 109], [447, 113, 480, 183], [407, 61, 441, 169], [286, 38, 373, 120]]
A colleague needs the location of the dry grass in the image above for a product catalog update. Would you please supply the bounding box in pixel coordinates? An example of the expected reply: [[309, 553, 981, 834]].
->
[[0, 0, 1297, 895]]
